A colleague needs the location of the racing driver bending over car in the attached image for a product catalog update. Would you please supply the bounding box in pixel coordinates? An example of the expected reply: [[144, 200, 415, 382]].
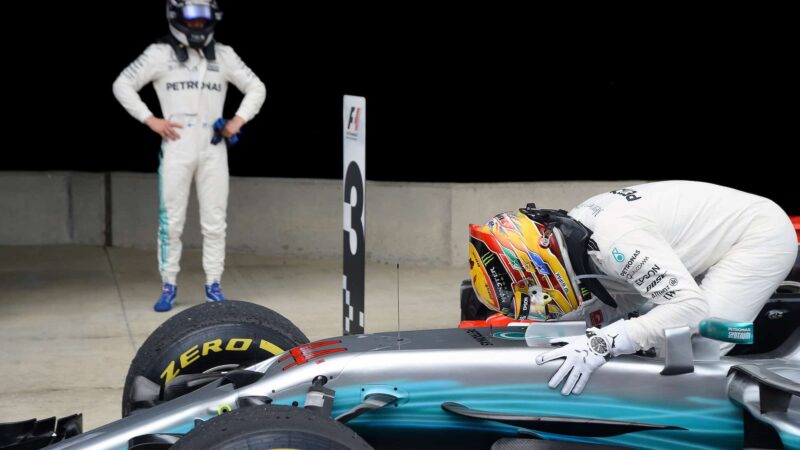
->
[[468, 180, 797, 395]]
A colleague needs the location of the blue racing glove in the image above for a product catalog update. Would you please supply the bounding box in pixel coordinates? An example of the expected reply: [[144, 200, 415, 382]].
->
[[211, 118, 242, 145]]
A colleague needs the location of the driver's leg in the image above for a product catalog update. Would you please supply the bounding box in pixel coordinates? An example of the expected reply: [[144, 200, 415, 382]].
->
[[698, 202, 796, 353]]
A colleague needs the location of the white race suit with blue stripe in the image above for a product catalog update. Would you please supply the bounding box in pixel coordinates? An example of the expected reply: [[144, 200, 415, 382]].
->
[[113, 42, 266, 285]]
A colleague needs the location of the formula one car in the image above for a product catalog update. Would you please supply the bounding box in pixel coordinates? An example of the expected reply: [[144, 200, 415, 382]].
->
[[3, 220, 799, 449], [1, 293, 796, 450]]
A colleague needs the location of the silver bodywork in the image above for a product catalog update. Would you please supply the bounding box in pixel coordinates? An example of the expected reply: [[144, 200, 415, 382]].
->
[[48, 322, 800, 450]]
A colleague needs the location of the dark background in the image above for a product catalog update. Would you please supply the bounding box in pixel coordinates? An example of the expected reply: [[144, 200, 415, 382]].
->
[[5, 4, 797, 212]]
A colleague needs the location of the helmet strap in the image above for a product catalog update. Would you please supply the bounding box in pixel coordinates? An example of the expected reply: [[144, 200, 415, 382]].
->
[[160, 33, 216, 62], [202, 42, 216, 61], [161, 33, 189, 62]]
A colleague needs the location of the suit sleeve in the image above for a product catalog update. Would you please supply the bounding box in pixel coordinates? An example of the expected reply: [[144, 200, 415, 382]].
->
[[112, 44, 163, 123], [220, 46, 266, 123], [597, 227, 709, 351]]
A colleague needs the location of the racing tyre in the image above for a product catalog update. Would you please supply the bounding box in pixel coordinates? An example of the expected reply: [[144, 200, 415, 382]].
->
[[172, 404, 373, 450], [122, 301, 309, 416]]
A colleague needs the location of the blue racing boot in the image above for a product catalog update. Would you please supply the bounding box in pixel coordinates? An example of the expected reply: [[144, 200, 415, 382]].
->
[[154, 283, 177, 312], [205, 282, 225, 302]]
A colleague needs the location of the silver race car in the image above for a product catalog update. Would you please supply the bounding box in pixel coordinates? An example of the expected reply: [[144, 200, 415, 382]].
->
[[2, 287, 795, 450]]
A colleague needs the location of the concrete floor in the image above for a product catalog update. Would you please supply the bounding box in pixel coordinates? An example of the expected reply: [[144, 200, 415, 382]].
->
[[0, 246, 465, 430]]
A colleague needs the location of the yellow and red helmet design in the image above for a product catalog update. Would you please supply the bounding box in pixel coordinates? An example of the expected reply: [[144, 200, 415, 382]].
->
[[468, 210, 580, 319]]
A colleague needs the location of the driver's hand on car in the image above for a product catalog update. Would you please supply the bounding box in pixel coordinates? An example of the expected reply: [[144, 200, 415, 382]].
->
[[535, 320, 635, 395]]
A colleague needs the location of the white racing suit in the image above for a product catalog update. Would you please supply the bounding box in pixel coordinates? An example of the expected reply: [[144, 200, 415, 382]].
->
[[113, 42, 266, 285], [568, 181, 797, 353]]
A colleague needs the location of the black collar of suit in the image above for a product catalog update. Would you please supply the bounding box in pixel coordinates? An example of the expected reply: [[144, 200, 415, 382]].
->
[[159, 34, 216, 63]]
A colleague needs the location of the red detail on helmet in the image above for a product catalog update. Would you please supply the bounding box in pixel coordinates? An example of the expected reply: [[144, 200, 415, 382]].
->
[[590, 310, 604, 327], [791, 216, 800, 243], [471, 226, 511, 266], [471, 226, 526, 288], [280, 340, 346, 371]]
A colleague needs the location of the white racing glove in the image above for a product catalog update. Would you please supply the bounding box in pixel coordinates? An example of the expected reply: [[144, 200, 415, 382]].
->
[[535, 320, 635, 395]]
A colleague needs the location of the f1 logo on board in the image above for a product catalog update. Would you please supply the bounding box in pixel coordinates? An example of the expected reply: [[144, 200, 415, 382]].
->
[[346, 107, 361, 135]]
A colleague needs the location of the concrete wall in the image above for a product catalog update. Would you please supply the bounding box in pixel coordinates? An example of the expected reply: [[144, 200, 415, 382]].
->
[[1, 172, 641, 266], [0, 172, 105, 246], [111, 174, 344, 257]]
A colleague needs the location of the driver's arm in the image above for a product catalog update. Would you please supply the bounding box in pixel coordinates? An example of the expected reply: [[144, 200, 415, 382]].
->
[[596, 227, 709, 352], [219, 45, 266, 124], [112, 44, 165, 123]]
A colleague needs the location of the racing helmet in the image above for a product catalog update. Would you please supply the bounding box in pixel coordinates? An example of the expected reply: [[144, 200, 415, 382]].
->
[[468, 208, 581, 320], [167, 0, 223, 49]]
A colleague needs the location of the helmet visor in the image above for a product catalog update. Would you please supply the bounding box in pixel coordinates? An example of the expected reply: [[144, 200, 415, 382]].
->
[[181, 5, 213, 20]]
